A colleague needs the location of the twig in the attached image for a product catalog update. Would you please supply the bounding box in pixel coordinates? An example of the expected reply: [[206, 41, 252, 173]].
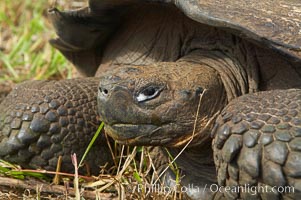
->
[[0, 176, 116, 199], [71, 153, 80, 200]]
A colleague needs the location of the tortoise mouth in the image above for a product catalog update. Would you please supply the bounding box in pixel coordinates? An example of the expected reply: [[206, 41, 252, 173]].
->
[[104, 123, 175, 146], [105, 123, 158, 139]]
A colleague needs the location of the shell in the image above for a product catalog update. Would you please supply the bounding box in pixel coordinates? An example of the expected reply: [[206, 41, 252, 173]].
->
[[49, 0, 301, 74]]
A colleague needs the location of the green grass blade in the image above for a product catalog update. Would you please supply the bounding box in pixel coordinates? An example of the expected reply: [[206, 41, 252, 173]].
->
[[0, 52, 18, 78], [78, 122, 105, 168]]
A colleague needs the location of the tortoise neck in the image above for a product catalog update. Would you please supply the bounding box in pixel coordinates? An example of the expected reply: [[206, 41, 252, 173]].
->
[[183, 47, 259, 101], [168, 141, 217, 184]]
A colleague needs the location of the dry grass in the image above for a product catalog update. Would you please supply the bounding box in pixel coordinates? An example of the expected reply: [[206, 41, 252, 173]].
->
[[0, 144, 184, 199]]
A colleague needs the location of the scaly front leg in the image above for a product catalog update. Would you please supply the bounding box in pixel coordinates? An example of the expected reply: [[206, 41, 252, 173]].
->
[[0, 78, 113, 174], [212, 89, 301, 199]]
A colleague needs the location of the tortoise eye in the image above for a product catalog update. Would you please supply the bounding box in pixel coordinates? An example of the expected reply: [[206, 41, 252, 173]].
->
[[99, 87, 109, 96], [136, 86, 161, 102]]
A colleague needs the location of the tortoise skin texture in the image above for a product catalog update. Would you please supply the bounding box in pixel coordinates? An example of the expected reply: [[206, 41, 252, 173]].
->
[[0, 0, 301, 199], [213, 89, 301, 199], [0, 78, 113, 174]]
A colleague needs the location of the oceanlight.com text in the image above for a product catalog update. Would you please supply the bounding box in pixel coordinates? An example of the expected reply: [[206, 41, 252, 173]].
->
[[131, 183, 295, 196]]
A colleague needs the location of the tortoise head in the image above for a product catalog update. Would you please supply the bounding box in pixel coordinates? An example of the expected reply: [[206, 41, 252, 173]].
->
[[97, 62, 227, 147]]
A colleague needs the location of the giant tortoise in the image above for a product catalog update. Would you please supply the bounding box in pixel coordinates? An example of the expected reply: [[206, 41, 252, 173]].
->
[[0, 0, 301, 199]]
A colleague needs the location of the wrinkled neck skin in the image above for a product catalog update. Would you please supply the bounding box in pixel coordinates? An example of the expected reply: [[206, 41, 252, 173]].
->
[[98, 3, 259, 98], [167, 140, 217, 183], [182, 48, 259, 102]]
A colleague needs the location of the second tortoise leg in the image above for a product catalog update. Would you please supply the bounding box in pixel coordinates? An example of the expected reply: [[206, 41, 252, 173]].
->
[[212, 89, 301, 199]]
